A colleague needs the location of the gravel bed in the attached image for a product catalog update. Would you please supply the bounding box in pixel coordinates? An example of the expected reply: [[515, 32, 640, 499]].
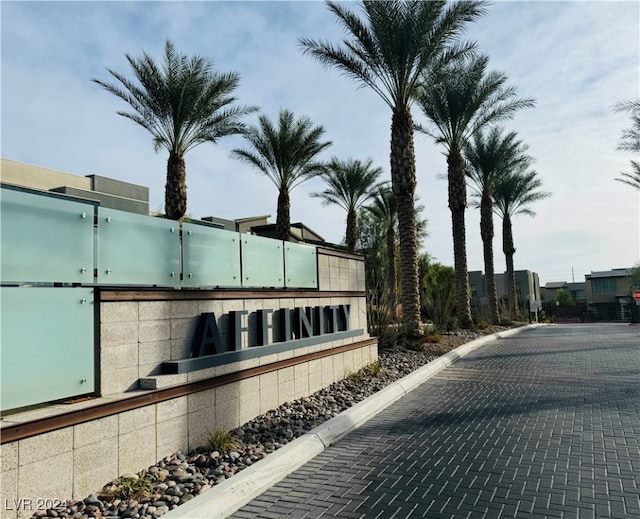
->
[[31, 329, 502, 519]]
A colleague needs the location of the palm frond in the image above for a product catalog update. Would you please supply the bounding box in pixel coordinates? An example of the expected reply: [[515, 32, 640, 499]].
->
[[93, 39, 257, 156], [417, 53, 535, 151], [493, 168, 550, 219], [614, 98, 640, 153], [615, 161, 640, 190], [231, 108, 331, 191], [311, 157, 384, 212], [300, 0, 487, 112]]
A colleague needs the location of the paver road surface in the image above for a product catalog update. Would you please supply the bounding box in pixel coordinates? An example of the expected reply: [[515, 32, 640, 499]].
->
[[230, 324, 640, 519]]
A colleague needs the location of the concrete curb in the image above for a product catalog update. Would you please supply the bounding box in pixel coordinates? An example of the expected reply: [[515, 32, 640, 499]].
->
[[164, 324, 541, 518]]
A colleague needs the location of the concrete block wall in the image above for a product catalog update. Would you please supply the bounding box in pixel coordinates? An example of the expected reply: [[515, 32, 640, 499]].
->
[[101, 294, 368, 397], [318, 250, 365, 292]]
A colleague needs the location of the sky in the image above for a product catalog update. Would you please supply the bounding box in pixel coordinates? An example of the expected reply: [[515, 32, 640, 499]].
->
[[1, 0, 639, 286]]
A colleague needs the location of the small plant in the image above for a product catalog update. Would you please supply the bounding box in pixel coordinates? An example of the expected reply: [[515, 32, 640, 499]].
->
[[205, 428, 240, 454], [366, 361, 383, 377], [425, 332, 442, 344], [346, 370, 366, 384], [472, 318, 489, 330], [346, 361, 386, 383], [105, 472, 154, 500]]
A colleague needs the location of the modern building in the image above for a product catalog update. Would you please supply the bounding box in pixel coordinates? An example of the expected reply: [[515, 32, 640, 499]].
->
[[541, 268, 635, 321], [469, 269, 542, 318], [585, 268, 634, 320], [540, 281, 588, 320], [1, 158, 150, 214]]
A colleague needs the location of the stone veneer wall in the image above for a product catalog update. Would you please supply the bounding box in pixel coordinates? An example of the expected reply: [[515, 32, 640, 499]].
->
[[0, 250, 374, 519]]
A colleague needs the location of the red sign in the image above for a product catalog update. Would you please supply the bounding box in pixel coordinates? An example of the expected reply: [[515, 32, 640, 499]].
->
[[633, 290, 640, 301]]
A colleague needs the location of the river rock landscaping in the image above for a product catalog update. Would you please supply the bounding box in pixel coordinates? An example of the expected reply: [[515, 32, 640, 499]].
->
[[31, 326, 516, 519]]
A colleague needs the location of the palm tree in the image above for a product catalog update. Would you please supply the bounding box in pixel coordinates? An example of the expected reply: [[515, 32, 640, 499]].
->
[[614, 99, 640, 189], [466, 127, 530, 324], [231, 109, 331, 241], [416, 54, 535, 328], [312, 158, 384, 252], [300, 0, 486, 334], [366, 185, 399, 315], [365, 186, 429, 319], [93, 40, 256, 220], [493, 168, 550, 318]]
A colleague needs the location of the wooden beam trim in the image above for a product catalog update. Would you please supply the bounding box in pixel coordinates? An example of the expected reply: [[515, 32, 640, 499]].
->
[[99, 290, 365, 302]]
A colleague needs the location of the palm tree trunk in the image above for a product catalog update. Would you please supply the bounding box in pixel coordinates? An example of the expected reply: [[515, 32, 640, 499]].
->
[[447, 148, 473, 329], [276, 189, 291, 241], [346, 207, 358, 252], [391, 109, 422, 335], [480, 190, 499, 324], [165, 152, 187, 220], [502, 213, 517, 318], [386, 225, 397, 319], [390, 108, 421, 335]]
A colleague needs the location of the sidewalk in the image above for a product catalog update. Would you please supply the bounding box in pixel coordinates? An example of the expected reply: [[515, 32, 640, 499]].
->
[[165, 324, 543, 518]]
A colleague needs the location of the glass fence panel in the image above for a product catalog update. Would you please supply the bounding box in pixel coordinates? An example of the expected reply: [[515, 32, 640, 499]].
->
[[284, 243, 318, 288], [0, 186, 95, 283], [240, 234, 285, 288], [182, 223, 242, 288], [97, 208, 181, 286], [0, 287, 94, 411]]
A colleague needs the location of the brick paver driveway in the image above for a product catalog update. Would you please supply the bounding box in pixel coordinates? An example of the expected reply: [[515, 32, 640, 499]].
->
[[229, 324, 640, 519]]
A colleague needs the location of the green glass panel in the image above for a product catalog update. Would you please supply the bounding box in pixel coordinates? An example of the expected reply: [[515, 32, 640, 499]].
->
[[285, 243, 318, 288], [182, 223, 242, 288], [241, 234, 285, 288], [0, 287, 94, 411], [0, 186, 94, 283], [97, 208, 180, 286]]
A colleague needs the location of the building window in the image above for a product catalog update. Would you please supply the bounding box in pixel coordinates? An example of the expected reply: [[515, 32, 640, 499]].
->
[[570, 290, 585, 299], [593, 279, 617, 294]]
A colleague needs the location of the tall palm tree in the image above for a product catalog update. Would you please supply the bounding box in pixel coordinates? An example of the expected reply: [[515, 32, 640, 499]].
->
[[493, 168, 550, 318], [365, 186, 429, 319], [416, 54, 535, 328], [366, 185, 399, 315], [231, 109, 331, 241], [614, 99, 640, 189], [93, 40, 256, 220], [466, 127, 530, 324], [300, 0, 486, 334], [312, 158, 384, 252]]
